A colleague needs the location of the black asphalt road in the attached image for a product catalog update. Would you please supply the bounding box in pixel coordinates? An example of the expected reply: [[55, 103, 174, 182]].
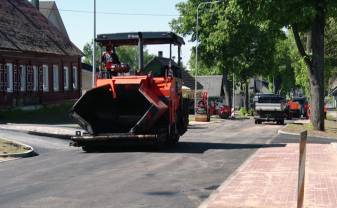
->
[[0, 119, 283, 208]]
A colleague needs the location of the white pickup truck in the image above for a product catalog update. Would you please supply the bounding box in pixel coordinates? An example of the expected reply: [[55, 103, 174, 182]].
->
[[253, 93, 286, 125]]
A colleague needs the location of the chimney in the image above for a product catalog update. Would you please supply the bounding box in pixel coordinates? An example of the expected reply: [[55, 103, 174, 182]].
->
[[158, 51, 163, 57], [31, 0, 39, 10]]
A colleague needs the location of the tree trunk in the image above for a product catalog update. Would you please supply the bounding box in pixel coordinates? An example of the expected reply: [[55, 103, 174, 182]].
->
[[244, 80, 249, 109], [222, 67, 231, 107], [310, 1, 325, 131], [292, 0, 325, 131]]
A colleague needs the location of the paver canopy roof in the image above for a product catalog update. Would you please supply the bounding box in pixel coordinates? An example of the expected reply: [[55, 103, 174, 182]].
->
[[96, 32, 185, 46], [0, 0, 81, 56]]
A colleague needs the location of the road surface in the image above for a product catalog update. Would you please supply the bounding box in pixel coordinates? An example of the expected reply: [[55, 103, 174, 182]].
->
[[0, 119, 282, 208]]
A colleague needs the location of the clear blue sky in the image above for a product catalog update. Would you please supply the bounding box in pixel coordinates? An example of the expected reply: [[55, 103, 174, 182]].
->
[[45, 0, 192, 67]]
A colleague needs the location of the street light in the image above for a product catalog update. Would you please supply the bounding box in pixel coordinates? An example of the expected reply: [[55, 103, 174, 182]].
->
[[194, 0, 224, 116], [92, 0, 97, 88]]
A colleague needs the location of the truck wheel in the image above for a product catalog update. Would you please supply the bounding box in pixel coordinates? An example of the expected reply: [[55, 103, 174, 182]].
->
[[280, 120, 285, 125]]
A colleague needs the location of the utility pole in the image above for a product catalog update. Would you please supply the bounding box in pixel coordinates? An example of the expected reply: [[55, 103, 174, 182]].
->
[[194, 0, 224, 116], [92, 0, 96, 88]]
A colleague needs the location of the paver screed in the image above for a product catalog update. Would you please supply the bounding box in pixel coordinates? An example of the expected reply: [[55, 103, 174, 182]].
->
[[201, 143, 337, 208]]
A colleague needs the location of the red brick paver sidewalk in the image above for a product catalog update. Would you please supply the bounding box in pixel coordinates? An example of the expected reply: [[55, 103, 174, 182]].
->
[[200, 143, 337, 208]]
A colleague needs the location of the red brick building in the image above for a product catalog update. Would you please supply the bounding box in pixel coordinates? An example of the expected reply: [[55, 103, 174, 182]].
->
[[0, 0, 82, 107]]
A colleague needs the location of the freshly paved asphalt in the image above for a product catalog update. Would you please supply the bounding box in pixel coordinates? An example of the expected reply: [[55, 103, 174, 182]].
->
[[0, 119, 283, 208]]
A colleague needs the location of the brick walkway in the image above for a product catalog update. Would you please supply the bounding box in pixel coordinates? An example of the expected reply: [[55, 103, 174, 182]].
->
[[200, 143, 337, 208]]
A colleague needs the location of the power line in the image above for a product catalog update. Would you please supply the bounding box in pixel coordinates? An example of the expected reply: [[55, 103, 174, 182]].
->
[[39, 7, 179, 17]]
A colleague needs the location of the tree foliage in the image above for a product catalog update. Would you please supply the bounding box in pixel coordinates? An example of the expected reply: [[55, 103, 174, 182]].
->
[[171, 0, 282, 80], [172, 0, 337, 130]]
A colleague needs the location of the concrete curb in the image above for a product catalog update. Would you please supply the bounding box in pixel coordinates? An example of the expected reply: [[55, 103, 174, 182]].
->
[[278, 129, 301, 136], [0, 138, 35, 158], [278, 124, 337, 140]]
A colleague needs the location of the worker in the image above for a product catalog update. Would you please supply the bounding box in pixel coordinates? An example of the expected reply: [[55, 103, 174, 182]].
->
[[102, 44, 120, 77]]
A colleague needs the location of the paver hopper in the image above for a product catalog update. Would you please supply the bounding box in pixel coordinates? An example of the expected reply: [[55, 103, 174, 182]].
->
[[70, 32, 189, 150]]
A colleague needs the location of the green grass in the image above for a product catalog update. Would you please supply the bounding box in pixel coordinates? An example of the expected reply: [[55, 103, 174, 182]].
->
[[283, 120, 337, 139], [0, 101, 75, 124], [0, 138, 30, 155]]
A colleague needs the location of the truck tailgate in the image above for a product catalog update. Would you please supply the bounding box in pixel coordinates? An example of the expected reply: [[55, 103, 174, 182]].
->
[[255, 103, 284, 111]]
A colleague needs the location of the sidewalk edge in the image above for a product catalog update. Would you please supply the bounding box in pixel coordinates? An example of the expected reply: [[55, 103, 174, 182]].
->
[[0, 138, 35, 158]]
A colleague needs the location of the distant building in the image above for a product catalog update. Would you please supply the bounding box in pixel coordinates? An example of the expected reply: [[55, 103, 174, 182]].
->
[[0, 0, 82, 107], [143, 55, 203, 90], [81, 63, 97, 94], [196, 75, 270, 109], [196, 75, 224, 99]]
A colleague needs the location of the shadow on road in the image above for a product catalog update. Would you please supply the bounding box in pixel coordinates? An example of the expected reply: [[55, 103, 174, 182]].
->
[[82, 142, 286, 154]]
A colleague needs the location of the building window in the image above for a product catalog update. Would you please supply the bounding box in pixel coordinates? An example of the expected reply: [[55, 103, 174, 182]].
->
[[64, 66, 69, 90], [43, 64, 49, 92], [20, 65, 26, 92], [53, 65, 59, 92], [6, 63, 13, 93], [72, 66, 78, 90], [33, 66, 38, 92]]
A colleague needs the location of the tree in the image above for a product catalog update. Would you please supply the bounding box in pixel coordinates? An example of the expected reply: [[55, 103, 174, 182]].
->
[[270, 37, 296, 96], [171, 1, 282, 107], [82, 42, 154, 71], [240, 0, 337, 130], [173, 0, 337, 130], [82, 41, 100, 67], [325, 18, 337, 92]]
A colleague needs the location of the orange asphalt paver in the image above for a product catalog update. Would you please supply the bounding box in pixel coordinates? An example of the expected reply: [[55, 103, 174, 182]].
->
[[201, 143, 337, 208]]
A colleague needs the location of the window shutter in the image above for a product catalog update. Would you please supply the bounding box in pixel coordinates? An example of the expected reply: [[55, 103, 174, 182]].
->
[[0, 64, 4, 92], [27, 65, 34, 92], [3, 64, 8, 92], [13, 64, 19, 92], [38, 66, 43, 92]]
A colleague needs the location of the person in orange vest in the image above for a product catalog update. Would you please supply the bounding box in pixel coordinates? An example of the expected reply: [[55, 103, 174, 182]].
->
[[102, 44, 120, 77]]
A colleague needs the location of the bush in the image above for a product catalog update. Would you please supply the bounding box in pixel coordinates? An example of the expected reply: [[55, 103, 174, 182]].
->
[[239, 108, 248, 116], [239, 107, 254, 117]]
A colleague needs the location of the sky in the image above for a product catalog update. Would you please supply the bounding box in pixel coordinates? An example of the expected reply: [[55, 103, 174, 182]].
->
[[44, 0, 193, 68]]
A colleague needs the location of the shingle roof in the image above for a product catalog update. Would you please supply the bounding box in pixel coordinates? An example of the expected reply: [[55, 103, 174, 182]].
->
[[39, 1, 69, 38], [182, 70, 202, 90], [196, 75, 223, 97], [0, 0, 81, 56]]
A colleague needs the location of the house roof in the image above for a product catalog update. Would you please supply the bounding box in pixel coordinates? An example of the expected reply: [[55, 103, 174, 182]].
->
[[182, 71, 203, 90], [145, 57, 180, 69], [196, 75, 223, 97], [39, 1, 69, 38], [0, 0, 81, 56], [329, 86, 337, 96]]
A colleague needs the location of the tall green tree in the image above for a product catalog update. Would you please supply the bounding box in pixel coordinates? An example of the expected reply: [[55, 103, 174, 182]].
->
[[173, 0, 337, 130], [171, 0, 282, 106], [241, 0, 337, 130]]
